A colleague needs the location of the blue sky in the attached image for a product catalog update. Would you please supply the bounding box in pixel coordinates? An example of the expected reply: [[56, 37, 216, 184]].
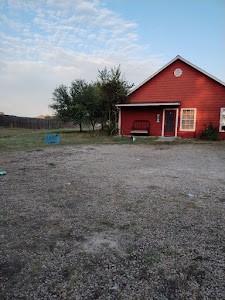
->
[[106, 0, 225, 76], [0, 0, 224, 117]]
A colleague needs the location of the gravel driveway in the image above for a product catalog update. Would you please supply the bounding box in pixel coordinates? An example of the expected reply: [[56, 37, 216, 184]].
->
[[0, 144, 225, 299]]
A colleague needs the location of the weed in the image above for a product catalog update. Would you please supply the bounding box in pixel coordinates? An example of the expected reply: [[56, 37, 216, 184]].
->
[[200, 124, 219, 141]]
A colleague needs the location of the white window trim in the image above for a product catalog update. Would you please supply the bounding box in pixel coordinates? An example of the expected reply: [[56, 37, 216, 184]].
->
[[180, 108, 197, 132], [161, 108, 178, 137], [219, 107, 225, 132]]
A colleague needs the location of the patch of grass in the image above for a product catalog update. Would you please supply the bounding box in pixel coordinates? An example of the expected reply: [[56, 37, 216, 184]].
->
[[0, 127, 224, 152], [143, 250, 161, 265], [31, 261, 42, 275], [185, 201, 198, 209], [113, 135, 158, 144], [0, 128, 154, 152], [161, 247, 179, 257], [117, 222, 135, 230], [97, 219, 115, 228]]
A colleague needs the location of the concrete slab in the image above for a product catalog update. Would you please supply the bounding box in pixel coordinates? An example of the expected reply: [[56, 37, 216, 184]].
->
[[156, 136, 177, 142]]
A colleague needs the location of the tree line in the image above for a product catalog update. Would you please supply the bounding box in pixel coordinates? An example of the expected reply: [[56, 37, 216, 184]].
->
[[50, 66, 133, 134]]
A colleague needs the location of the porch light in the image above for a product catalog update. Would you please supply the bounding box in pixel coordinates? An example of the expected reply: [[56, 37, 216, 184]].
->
[[156, 114, 160, 123]]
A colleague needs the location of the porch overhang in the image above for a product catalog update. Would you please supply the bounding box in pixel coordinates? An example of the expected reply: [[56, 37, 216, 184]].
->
[[116, 102, 180, 107]]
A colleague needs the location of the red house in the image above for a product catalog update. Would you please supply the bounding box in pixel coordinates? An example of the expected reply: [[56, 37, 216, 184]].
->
[[117, 55, 225, 139]]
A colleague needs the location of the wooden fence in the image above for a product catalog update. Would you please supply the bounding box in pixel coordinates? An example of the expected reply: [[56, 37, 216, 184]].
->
[[0, 115, 63, 129]]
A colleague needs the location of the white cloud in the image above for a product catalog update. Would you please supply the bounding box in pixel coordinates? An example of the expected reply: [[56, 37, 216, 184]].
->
[[0, 0, 164, 116]]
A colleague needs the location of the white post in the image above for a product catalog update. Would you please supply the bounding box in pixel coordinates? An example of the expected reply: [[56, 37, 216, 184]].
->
[[118, 107, 121, 135], [161, 109, 165, 136]]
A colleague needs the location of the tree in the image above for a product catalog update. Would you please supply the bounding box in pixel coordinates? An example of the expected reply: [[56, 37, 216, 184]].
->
[[98, 65, 133, 134], [50, 65, 133, 134], [70, 80, 88, 132], [51, 84, 71, 122], [84, 83, 102, 131], [51, 80, 89, 132]]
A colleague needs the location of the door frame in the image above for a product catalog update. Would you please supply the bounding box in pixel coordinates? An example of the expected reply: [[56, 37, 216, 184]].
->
[[161, 108, 178, 137]]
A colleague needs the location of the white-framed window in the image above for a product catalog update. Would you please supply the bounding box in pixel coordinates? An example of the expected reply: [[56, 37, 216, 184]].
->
[[220, 108, 225, 132], [180, 108, 197, 131]]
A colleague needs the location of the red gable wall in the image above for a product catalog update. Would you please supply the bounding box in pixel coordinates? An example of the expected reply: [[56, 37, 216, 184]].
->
[[127, 59, 225, 138]]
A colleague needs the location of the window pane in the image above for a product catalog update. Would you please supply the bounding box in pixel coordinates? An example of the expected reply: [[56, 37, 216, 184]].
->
[[222, 116, 225, 125], [221, 108, 225, 132], [181, 109, 195, 130]]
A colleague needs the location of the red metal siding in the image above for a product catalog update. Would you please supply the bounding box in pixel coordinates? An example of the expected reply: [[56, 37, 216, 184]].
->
[[121, 108, 163, 136], [122, 59, 225, 139]]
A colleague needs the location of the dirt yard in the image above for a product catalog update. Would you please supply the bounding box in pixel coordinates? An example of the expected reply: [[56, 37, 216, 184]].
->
[[0, 143, 225, 299]]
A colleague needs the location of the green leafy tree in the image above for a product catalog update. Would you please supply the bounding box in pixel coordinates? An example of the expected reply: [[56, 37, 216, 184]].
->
[[84, 83, 102, 131], [51, 66, 133, 134], [51, 80, 90, 132], [51, 80, 101, 132], [70, 80, 88, 132], [51, 84, 72, 122], [98, 65, 133, 134]]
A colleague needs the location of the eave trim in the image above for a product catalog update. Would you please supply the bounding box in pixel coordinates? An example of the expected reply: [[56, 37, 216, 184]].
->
[[116, 102, 180, 107]]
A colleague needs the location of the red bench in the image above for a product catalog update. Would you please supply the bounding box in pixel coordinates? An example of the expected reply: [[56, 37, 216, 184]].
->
[[130, 120, 150, 135]]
